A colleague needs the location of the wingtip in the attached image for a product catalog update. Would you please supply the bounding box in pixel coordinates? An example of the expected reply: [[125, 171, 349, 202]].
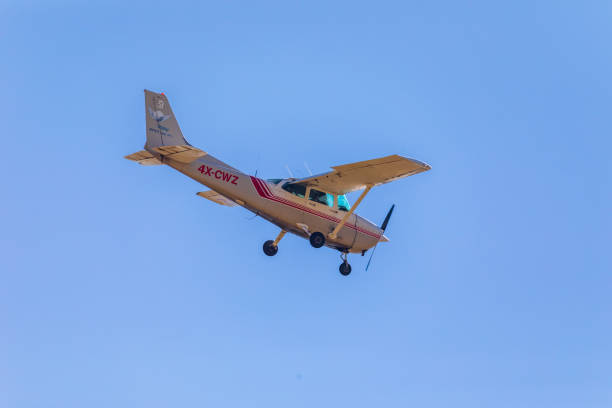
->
[[402, 156, 431, 172]]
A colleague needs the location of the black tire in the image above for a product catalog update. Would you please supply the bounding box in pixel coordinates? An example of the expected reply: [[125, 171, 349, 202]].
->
[[309, 232, 326, 248], [339, 262, 352, 276], [263, 240, 278, 256]]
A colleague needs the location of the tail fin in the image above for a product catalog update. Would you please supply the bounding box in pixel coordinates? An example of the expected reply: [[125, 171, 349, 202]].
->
[[140, 90, 207, 163], [144, 89, 189, 149], [128, 90, 239, 170]]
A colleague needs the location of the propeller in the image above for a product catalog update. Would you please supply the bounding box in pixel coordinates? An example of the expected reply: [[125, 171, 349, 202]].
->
[[366, 204, 395, 271]]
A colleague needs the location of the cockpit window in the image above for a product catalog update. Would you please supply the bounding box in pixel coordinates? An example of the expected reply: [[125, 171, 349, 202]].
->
[[337, 194, 351, 212], [282, 182, 306, 198], [309, 188, 334, 207], [267, 178, 282, 185]]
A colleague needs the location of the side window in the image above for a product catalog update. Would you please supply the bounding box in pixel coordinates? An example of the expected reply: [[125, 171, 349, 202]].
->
[[337, 195, 351, 212], [309, 188, 334, 207], [282, 182, 306, 198]]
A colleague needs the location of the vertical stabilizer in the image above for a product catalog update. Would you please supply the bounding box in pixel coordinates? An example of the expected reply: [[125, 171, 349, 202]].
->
[[144, 89, 189, 149], [134, 89, 240, 171]]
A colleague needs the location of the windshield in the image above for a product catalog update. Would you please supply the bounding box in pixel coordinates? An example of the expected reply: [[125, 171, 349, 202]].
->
[[337, 194, 350, 211], [267, 178, 283, 185]]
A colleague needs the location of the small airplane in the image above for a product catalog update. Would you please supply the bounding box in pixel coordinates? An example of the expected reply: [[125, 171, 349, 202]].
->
[[126, 90, 431, 276]]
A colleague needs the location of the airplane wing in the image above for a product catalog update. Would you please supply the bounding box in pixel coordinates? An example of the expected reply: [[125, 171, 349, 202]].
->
[[196, 190, 238, 207], [290, 155, 430, 194]]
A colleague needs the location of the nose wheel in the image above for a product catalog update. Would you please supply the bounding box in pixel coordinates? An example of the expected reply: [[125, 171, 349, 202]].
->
[[339, 262, 352, 276], [338, 251, 352, 276]]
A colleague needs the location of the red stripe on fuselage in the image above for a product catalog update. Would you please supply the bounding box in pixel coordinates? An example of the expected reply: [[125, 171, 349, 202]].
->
[[249, 177, 381, 239], [258, 178, 273, 198], [260, 179, 273, 196], [251, 176, 268, 197]]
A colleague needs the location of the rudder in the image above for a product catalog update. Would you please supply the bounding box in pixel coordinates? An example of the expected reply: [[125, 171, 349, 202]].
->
[[144, 89, 189, 149]]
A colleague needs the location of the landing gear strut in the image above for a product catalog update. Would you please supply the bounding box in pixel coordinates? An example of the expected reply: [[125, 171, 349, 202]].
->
[[338, 251, 352, 276], [263, 230, 286, 256]]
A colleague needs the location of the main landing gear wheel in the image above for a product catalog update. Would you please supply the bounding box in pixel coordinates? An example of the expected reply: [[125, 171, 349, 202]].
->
[[309, 232, 325, 248], [263, 240, 278, 256], [339, 261, 352, 276]]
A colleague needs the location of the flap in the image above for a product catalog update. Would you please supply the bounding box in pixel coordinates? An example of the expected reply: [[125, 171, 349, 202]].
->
[[196, 190, 237, 207], [124, 150, 162, 166], [290, 155, 430, 194], [153, 145, 207, 163]]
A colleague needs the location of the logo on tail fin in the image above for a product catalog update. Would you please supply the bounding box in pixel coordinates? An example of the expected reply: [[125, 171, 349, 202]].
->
[[148, 97, 171, 123]]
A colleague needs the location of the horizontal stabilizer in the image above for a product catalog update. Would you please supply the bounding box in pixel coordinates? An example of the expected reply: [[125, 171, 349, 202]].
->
[[153, 145, 207, 163], [196, 190, 237, 207], [124, 150, 162, 165]]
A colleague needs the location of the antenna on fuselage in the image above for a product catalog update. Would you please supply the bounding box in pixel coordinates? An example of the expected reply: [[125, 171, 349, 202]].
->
[[304, 162, 313, 176], [285, 165, 294, 178], [254, 152, 260, 178]]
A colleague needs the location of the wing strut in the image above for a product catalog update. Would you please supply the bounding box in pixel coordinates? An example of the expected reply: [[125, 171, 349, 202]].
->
[[328, 185, 372, 240]]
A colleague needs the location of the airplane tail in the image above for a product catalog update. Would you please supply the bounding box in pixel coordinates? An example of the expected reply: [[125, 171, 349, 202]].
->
[[126, 90, 206, 165], [144, 89, 189, 149], [126, 90, 242, 171]]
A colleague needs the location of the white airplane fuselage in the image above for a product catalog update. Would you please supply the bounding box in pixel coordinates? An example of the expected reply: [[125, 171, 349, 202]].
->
[[165, 156, 384, 253]]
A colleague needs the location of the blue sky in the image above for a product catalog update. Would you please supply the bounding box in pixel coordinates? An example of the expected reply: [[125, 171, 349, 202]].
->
[[1, 1, 610, 407]]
